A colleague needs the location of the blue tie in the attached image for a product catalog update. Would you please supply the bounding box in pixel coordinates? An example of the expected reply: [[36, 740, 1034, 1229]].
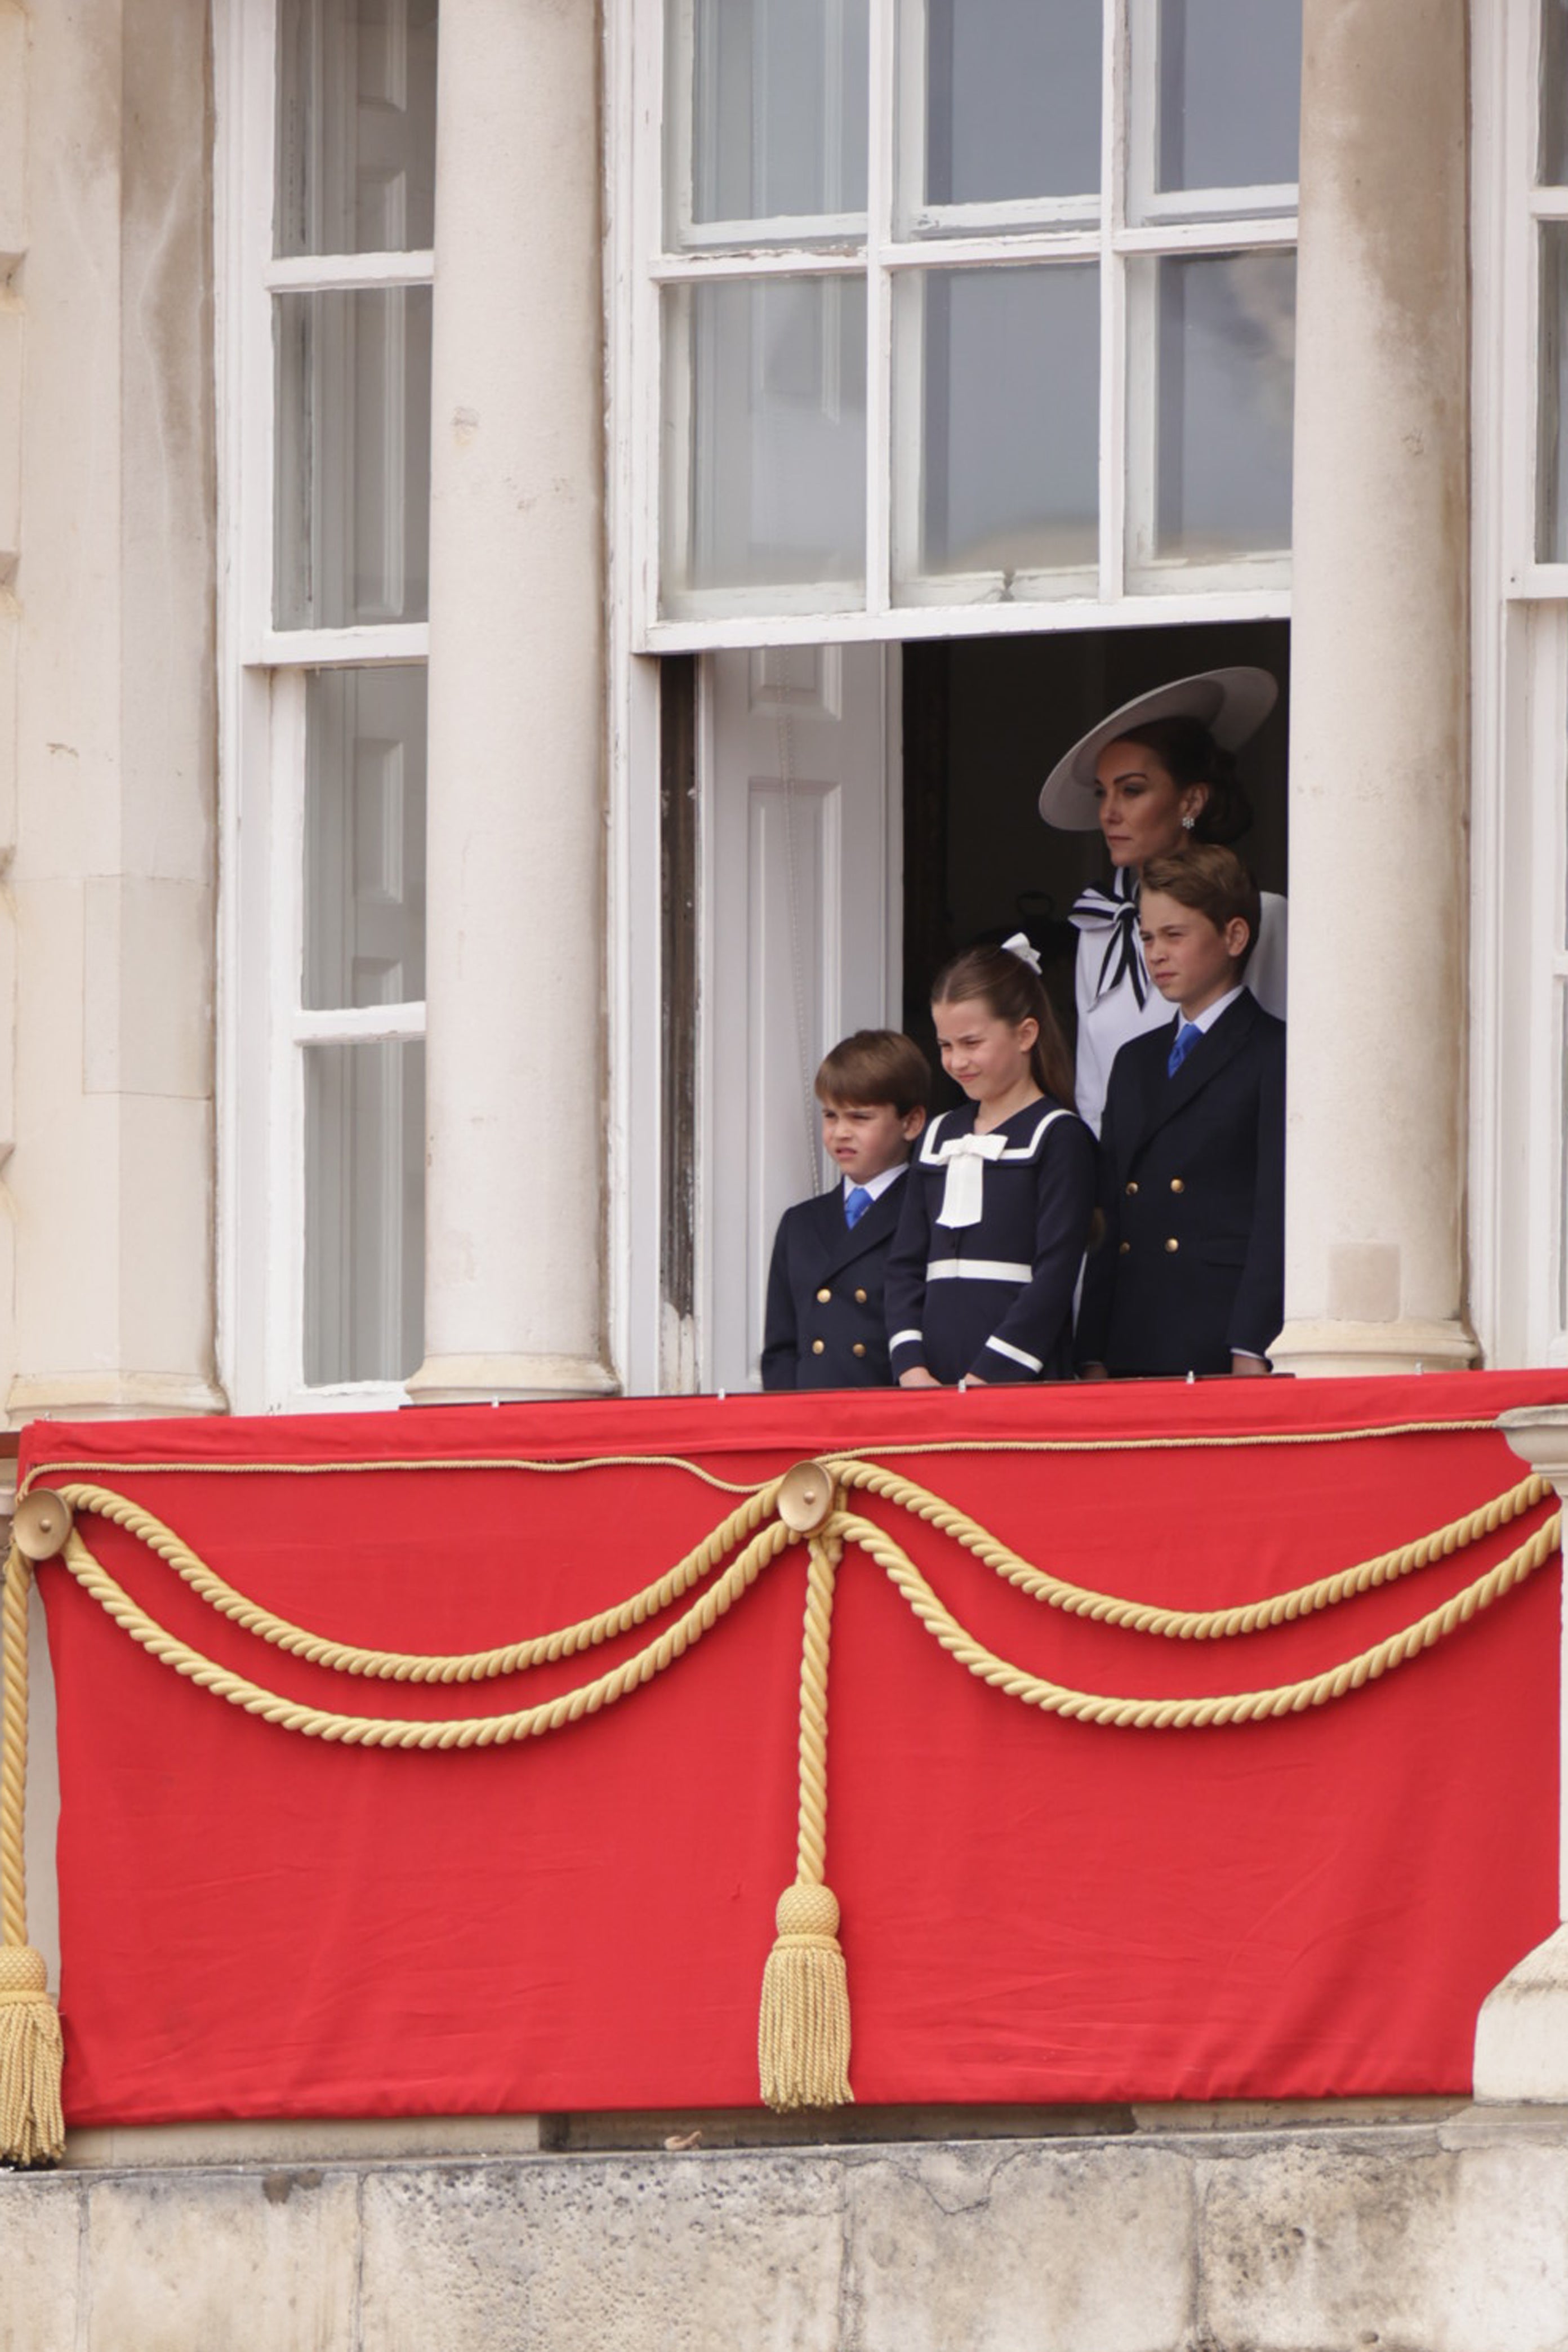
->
[[844, 1186, 872, 1229], [1166, 1022, 1201, 1078]]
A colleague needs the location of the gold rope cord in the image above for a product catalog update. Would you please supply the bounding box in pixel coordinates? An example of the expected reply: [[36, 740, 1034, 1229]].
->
[[0, 1549, 64, 2161], [1, 1551, 30, 1950], [20, 1451, 774, 1496], [52, 1479, 781, 1683], [22, 1460, 1561, 1739], [48, 1513, 794, 1748], [759, 1529, 853, 2108], [834, 1505, 1562, 1730], [829, 1460, 1552, 1640], [14, 1416, 1527, 1526], [17, 1451, 1548, 1694]]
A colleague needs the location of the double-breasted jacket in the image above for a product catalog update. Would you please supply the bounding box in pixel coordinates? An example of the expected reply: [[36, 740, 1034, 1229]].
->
[[1076, 990, 1286, 1376], [761, 1178, 909, 1389]]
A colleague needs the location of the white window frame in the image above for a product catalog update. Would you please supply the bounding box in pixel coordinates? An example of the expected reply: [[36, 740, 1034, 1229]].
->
[[630, 0, 1299, 652], [1468, 0, 1568, 1369], [215, 0, 431, 1415]]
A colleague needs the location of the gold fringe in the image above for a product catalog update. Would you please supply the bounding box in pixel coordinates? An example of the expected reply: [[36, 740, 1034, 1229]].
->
[[759, 1881, 852, 2111], [0, 1948, 64, 2166]]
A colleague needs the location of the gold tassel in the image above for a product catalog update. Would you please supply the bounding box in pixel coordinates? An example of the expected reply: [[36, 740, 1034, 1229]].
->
[[0, 1946, 64, 2166], [758, 1880, 853, 2110], [0, 1527, 65, 2164]]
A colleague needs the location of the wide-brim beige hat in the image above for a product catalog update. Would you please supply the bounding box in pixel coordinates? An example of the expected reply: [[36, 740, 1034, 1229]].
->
[[1037, 667, 1279, 831]]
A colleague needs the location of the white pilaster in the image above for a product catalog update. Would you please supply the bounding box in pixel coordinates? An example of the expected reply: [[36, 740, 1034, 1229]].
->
[[407, 0, 616, 1405], [1269, 0, 1475, 1378], [1475, 1407, 1568, 2100], [4, 0, 225, 1424]]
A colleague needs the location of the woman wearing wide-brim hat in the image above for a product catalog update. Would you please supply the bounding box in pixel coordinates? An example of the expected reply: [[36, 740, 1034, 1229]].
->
[[1038, 667, 1288, 1137]]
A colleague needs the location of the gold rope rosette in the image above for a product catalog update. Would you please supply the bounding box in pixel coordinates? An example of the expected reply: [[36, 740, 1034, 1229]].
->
[[0, 1432, 1556, 2145]]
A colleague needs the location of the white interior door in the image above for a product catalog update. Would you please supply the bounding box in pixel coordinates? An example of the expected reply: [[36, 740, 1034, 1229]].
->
[[702, 643, 900, 1391]]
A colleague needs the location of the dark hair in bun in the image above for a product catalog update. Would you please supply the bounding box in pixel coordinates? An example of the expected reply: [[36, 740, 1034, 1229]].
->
[[1114, 715, 1253, 845]]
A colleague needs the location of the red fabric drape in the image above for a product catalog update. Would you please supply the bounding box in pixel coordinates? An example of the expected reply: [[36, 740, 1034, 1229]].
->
[[25, 1373, 1565, 2124]]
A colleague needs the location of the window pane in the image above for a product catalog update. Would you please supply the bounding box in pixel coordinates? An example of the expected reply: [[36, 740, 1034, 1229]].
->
[[305, 1040, 425, 1384], [661, 277, 867, 612], [893, 265, 1098, 599], [1545, 0, 1568, 185], [1137, 0, 1300, 212], [274, 287, 433, 629], [670, 0, 868, 239], [1541, 225, 1568, 562], [277, 0, 438, 256], [304, 669, 426, 1010], [1130, 250, 1295, 576], [908, 0, 1100, 217]]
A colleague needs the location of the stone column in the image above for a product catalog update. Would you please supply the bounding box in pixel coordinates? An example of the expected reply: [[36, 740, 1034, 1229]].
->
[[1268, 0, 1475, 1377], [406, 0, 616, 1405], [1475, 1408, 1568, 2098], [2, 0, 225, 1423]]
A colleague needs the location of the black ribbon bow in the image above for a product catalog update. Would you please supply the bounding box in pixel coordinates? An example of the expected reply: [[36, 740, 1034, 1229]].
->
[[1069, 870, 1149, 1010]]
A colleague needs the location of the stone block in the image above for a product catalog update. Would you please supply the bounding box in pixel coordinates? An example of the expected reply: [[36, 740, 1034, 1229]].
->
[[81, 2166, 359, 2352], [66, 2113, 546, 2170], [359, 2151, 848, 2352], [844, 2141, 1197, 2352], [1191, 2131, 1568, 2352], [0, 2173, 83, 2352], [1442, 2139, 1568, 2352]]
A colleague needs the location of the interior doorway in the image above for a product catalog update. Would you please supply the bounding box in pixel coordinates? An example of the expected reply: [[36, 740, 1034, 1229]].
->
[[901, 620, 1291, 1089], [684, 620, 1289, 1391]]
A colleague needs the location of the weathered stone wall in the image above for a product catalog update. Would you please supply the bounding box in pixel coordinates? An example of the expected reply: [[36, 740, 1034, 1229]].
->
[[5, 2113, 1568, 2351]]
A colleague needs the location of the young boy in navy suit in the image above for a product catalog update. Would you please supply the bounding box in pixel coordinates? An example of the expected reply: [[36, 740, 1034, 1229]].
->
[[761, 1031, 930, 1389], [1076, 845, 1285, 1379]]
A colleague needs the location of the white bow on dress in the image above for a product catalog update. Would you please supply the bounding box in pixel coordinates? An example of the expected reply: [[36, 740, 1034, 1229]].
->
[[934, 1131, 1008, 1229]]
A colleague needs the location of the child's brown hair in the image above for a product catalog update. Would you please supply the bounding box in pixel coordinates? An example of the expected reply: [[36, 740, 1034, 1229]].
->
[[1140, 845, 1262, 973], [815, 1030, 932, 1116], [930, 943, 1076, 1111]]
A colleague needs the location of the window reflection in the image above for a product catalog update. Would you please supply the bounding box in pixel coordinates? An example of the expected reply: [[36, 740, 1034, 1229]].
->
[[675, 0, 869, 234], [277, 0, 438, 256], [1545, 0, 1568, 185], [916, 0, 1100, 211], [1540, 225, 1568, 563], [895, 265, 1098, 597], [1152, 0, 1300, 195], [662, 278, 867, 609], [304, 1040, 425, 1386], [304, 669, 427, 1012], [1133, 250, 1295, 574], [274, 287, 433, 629]]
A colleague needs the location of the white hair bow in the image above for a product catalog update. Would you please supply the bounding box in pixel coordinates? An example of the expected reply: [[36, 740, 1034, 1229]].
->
[[1002, 931, 1043, 975], [934, 1130, 1008, 1228]]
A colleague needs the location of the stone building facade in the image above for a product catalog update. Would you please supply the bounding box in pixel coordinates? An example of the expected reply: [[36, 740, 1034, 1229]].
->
[[5, 1, 1568, 2344]]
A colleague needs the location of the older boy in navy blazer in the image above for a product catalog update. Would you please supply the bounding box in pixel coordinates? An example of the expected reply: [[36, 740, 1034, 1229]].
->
[[1076, 845, 1285, 1379], [761, 1031, 930, 1389]]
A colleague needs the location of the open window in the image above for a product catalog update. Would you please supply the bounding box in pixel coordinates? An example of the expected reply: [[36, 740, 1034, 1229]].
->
[[220, 0, 436, 1411], [634, 3, 1303, 1387], [642, 0, 1300, 640]]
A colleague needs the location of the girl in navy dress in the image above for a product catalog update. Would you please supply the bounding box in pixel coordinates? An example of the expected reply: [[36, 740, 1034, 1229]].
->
[[886, 936, 1097, 1386]]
